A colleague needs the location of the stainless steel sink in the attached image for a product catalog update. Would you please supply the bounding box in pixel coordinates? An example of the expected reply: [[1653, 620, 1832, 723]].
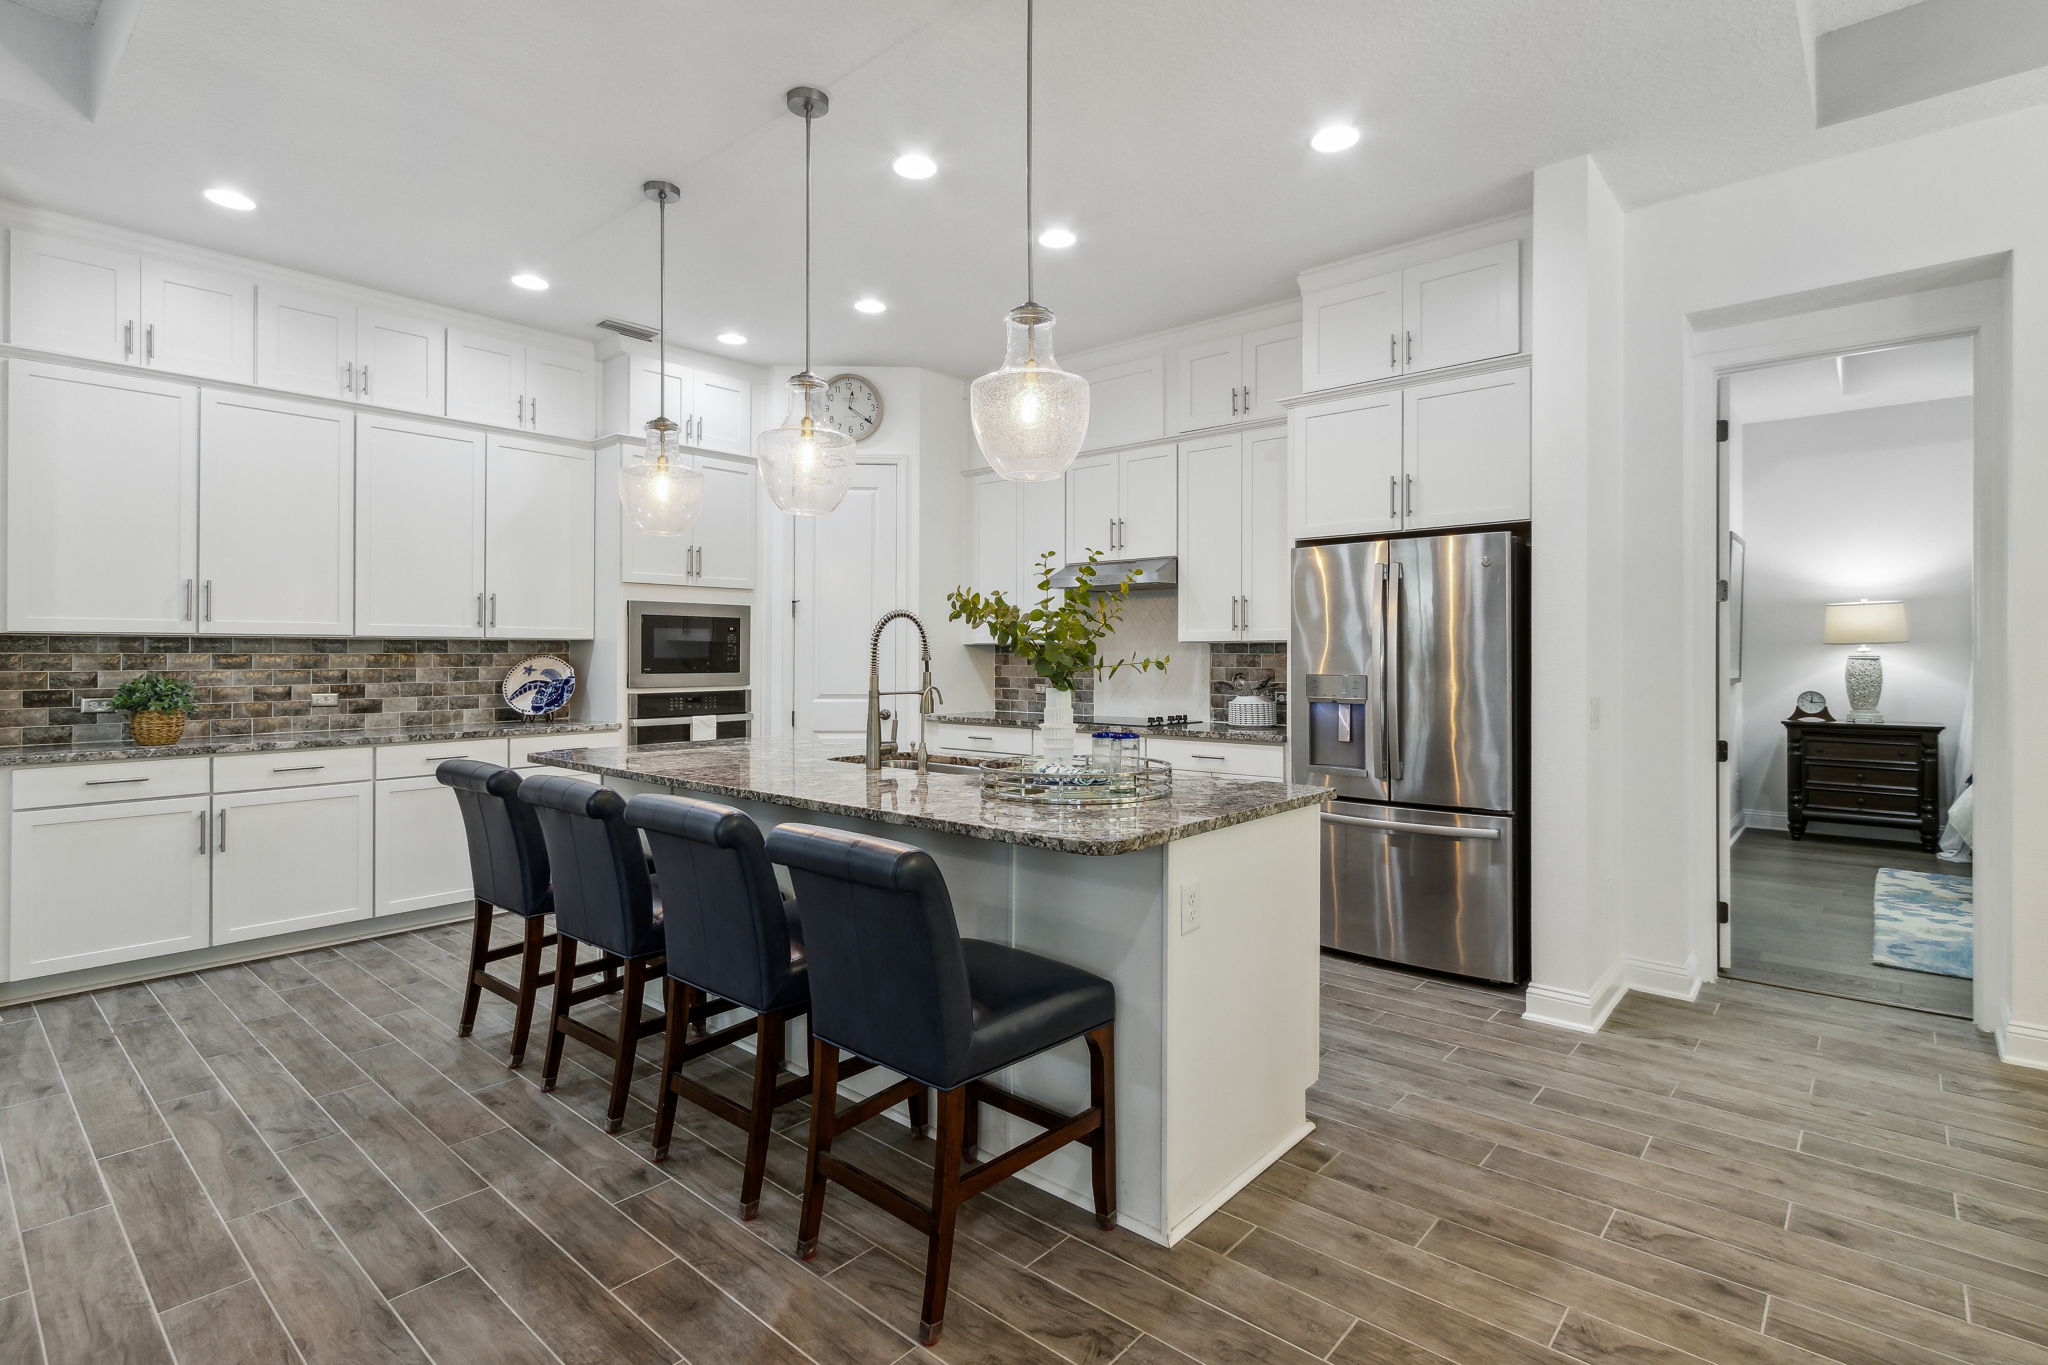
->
[[828, 753, 988, 775]]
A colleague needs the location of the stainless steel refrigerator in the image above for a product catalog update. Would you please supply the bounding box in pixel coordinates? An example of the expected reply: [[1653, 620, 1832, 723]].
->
[[1289, 531, 1526, 983]]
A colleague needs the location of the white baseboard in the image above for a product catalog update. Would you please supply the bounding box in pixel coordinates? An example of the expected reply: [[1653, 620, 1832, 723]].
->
[[1997, 1020, 2048, 1072], [1521, 958, 1626, 1033], [1624, 953, 1703, 1001], [1742, 808, 1788, 832]]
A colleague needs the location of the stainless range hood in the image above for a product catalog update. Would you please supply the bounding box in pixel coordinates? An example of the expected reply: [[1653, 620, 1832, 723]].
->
[[1047, 556, 1178, 593]]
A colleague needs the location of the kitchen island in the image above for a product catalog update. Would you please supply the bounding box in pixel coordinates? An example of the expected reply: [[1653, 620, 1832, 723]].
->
[[528, 737, 1325, 1245]]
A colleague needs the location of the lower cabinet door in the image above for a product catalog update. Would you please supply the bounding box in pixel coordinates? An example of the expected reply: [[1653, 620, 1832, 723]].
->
[[211, 783, 374, 944], [9, 795, 212, 980], [374, 775, 474, 917]]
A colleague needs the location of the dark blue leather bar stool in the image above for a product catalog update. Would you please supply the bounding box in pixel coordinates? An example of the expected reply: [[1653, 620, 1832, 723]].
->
[[516, 776, 673, 1132], [765, 823, 1116, 1347], [623, 793, 916, 1218]]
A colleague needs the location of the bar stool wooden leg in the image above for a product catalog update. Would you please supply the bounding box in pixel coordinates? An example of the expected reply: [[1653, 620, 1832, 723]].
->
[[908, 1086, 931, 1140], [962, 1085, 980, 1156], [796, 1040, 841, 1261], [505, 915, 548, 1069], [651, 979, 689, 1162], [919, 1085, 969, 1346], [457, 899, 492, 1037], [739, 1010, 785, 1219], [1086, 1023, 1117, 1230], [605, 957, 647, 1133], [540, 935, 577, 1092]]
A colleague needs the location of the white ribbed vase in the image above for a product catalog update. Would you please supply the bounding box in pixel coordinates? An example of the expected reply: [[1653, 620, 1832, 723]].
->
[[1038, 685, 1078, 765], [1845, 650, 1885, 723]]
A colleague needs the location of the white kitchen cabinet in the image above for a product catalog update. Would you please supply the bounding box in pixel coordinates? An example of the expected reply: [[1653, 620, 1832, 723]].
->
[[198, 390, 354, 636], [1301, 271, 1402, 393], [1063, 455, 1120, 562], [356, 308, 446, 416], [140, 257, 255, 381], [1019, 478, 1065, 587], [211, 782, 375, 944], [485, 433, 594, 638], [523, 343, 595, 439], [8, 230, 139, 364], [257, 285, 357, 399], [924, 723, 1034, 758], [1140, 737, 1284, 779], [1078, 355, 1165, 453], [374, 774, 474, 916], [606, 353, 748, 453], [1402, 242, 1521, 374], [1242, 428, 1290, 639], [963, 477, 1020, 645], [1288, 388, 1404, 541], [691, 369, 750, 454], [447, 328, 526, 428], [1063, 443, 1175, 562], [1403, 366, 1531, 530], [9, 795, 214, 980], [355, 413, 486, 636], [6, 361, 200, 633], [1171, 323, 1301, 433], [1176, 426, 1289, 642], [619, 453, 756, 589]]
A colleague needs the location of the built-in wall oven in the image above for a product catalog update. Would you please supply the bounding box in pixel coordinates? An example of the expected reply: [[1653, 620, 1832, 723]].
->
[[628, 601, 750, 690], [630, 688, 751, 745]]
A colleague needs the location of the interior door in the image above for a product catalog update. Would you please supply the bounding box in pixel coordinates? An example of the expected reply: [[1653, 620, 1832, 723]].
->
[[447, 329, 525, 428], [1716, 379, 1735, 971], [524, 344, 594, 439], [1387, 531, 1516, 813], [692, 455, 758, 590], [1401, 242, 1521, 373], [1242, 428, 1291, 639], [357, 308, 446, 416], [485, 434, 594, 638], [199, 390, 354, 635], [140, 258, 253, 381], [692, 369, 749, 454], [1301, 271, 1400, 390], [1401, 367, 1531, 530], [1173, 335, 1242, 433], [355, 413, 486, 636], [1177, 433, 1244, 642], [1242, 323, 1303, 423], [257, 285, 356, 399], [1117, 443, 1179, 559], [8, 230, 138, 364], [6, 361, 199, 633], [10, 796, 213, 980], [212, 784, 375, 943], [1063, 455, 1120, 561], [793, 461, 903, 750]]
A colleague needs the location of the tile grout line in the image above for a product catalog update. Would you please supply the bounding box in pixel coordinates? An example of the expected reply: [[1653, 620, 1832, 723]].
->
[[0, 1027, 53, 1365]]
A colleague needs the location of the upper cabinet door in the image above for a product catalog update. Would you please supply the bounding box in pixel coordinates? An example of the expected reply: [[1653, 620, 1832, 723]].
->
[[140, 258, 254, 382], [1079, 356, 1165, 453], [1402, 367, 1530, 531], [1242, 427, 1291, 639], [7, 361, 198, 633], [1402, 242, 1521, 374], [692, 455, 758, 590], [357, 308, 446, 416], [1289, 389, 1403, 542], [1063, 455, 1120, 562], [1018, 476, 1065, 590], [691, 369, 749, 454], [446, 329, 525, 428], [1116, 443, 1179, 560], [1172, 336, 1242, 433], [1176, 433, 1244, 642], [484, 434, 593, 638], [199, 390, 354, 636], [1300, 271, 1401, 393], [355, 414, 486, 636], [257, 286, 356, 399], [8, 230, 139, 364], [524, 344, 595, 439], [1242, 323, 1303, 423], [963, 476, 1020, 644]]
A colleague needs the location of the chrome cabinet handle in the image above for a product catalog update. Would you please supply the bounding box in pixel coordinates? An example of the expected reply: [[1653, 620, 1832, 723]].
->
[[529, 397, 537, 428], [476, 593, 484, 628], [1241, 595, 1249, 629], [145, 323, 156, 362], [124, 320, 134, 358], [1230, 386, 1240, 416], [86, 776, 151, 786], [361, 364, 370, 397], [270, 764, 325, 773], [1389, 333, 1397, 368], [1242, 384, 1251, 410], [203, 580, 213, 622], [697, 416, 705, 442], [183, 579, 194, 621], [516, 394, 525, 425], [1405, 331, 1413, 366], [489, 592, 497, 627], [343, 361, 354, 395], [1405, 475, 1414, 517], [216, 809, 227, 853], [1190, 753, 1227, 762], [1321, 811, 1502, 840], [1389, 475, 1398, 519], [1231, 595, 1241, 631], [1116, 517, 1126, 551], [197, 810, 209, 853]]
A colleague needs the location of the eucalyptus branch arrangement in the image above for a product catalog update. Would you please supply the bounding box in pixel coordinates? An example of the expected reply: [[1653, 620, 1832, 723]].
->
[[948, 549, 1170, 691]]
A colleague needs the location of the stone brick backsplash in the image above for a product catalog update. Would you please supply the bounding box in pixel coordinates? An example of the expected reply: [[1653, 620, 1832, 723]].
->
[[1210, 641, 1286, 724], [992, 653, 1097, 724], [0, 635, 574, 748]]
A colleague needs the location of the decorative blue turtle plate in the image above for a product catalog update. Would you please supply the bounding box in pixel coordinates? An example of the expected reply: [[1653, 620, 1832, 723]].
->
[[502, 655, 577, 717]]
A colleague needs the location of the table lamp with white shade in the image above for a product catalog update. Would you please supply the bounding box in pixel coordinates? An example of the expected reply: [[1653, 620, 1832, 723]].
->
[[1823, 599, 1908, 723]]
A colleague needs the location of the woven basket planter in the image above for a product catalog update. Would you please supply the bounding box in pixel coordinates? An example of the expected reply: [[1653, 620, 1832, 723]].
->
[[130, 710, 188, 747]]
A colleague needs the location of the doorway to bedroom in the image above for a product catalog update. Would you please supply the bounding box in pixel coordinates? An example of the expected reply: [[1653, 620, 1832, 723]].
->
[[1719, 336, 1975, 1017]]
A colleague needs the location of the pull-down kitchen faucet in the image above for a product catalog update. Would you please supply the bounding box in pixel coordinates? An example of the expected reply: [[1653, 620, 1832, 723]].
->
[[866, 610, 944, 774]]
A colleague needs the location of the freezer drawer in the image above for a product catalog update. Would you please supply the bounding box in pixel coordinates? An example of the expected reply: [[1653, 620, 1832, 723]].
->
[[1320, 800, 1517, 983]]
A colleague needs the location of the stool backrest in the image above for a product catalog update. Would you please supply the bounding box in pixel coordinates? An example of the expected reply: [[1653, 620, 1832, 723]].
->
[[516, 776, 658, 958], [764, 823, 971, 1082], [435, 760, 550, 917], [624, 794, 795, 1011]]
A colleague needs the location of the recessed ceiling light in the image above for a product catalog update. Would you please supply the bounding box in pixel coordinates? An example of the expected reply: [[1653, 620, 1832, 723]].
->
[[892, 152, 937, 180], [203, 187, 256, 211], [854, 297, 887, 314], [1037, 227, 1077, 249], [1310, 124, 1361, 153], [716, 331, 748, 345], [509, 273, 549, 291]]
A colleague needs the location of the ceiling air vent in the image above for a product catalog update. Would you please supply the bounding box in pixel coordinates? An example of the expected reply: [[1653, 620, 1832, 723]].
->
[[596, 318, 660, 343]]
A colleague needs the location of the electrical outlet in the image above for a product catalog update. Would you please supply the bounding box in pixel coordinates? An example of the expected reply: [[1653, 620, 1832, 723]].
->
[[81, 698, 112, 713], [1179, 877, 1202, 935], [310, 692, 340, 707]]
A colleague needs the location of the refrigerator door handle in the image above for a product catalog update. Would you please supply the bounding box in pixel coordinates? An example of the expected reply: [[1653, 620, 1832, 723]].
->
[[1321, 812, 1502, 841], [1385, 560, 1405, 782]]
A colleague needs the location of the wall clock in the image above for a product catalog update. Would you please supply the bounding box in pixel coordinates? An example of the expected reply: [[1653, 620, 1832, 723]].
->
[[1785, 689, 1836, 723], [822, 373, 883, 442]]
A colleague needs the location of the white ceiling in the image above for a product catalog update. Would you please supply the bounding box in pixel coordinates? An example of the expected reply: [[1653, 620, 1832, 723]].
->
[[4, 0, 2048, 375], [1726, 335, 1974, 425], [11, 0, 100, 23]]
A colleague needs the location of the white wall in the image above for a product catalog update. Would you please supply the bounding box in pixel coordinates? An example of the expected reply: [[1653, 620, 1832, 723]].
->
[[1735, 398, 1974, 826]]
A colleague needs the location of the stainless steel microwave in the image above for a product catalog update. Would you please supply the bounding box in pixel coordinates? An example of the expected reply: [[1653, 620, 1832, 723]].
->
[[627, 601, 750, 690]]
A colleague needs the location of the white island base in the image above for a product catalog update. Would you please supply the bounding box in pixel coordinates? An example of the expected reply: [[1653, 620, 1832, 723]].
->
[[603, 775, 1321, 1246]]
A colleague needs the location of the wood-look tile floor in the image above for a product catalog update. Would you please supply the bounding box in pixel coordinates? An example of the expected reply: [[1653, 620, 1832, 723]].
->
[[4, 923, 2047, 1364]]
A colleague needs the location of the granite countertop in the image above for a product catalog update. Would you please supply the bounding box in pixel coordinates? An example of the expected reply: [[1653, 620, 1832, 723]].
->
[[929, 713, 1287, 747], [0, 719, 621, 768], [527, 738, 1325, 856]]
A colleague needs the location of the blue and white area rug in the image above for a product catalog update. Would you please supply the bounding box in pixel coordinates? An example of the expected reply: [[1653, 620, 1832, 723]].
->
[[1872, 868, 1974, 979]]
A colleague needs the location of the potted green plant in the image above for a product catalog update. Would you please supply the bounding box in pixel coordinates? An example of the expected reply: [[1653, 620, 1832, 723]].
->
[[948, 549, 1169, 764], [111, 672, 197, 747]]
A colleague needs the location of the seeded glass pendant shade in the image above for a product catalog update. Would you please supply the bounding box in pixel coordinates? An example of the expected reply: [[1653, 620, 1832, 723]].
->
[[972, 0, 1088, 481], [758, 87, 853, 516], [620, 180, 703, 537]]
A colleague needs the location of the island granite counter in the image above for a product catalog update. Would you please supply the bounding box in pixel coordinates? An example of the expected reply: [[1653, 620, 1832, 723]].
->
[[529, 737, 1325, 1245]]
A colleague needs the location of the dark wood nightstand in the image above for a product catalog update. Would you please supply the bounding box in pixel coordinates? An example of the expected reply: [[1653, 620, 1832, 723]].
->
[[1783, 720, 1944, 852]]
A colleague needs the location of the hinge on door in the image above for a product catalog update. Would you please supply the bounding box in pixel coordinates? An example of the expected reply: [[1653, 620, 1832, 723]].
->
[[1717, 578, 1729, 603], [1717, 739, 1729, 762], [1717, 900, 1730, 925], [1715, 418, 1729, 442]]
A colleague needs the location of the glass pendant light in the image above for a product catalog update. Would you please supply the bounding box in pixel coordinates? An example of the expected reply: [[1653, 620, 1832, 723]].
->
[[757, 87, 856, 516], [971, 0, 1088, 481], [620, 179, 705, 537]]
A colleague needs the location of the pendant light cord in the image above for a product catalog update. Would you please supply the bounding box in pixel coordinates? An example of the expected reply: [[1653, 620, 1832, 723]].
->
[[804, 102, 814, 374], [1024, 0, 1035, 304], [656, 191, 667, 426]]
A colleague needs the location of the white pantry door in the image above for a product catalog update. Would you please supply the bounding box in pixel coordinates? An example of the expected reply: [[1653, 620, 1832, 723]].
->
[[792, 462, 904, 752]]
